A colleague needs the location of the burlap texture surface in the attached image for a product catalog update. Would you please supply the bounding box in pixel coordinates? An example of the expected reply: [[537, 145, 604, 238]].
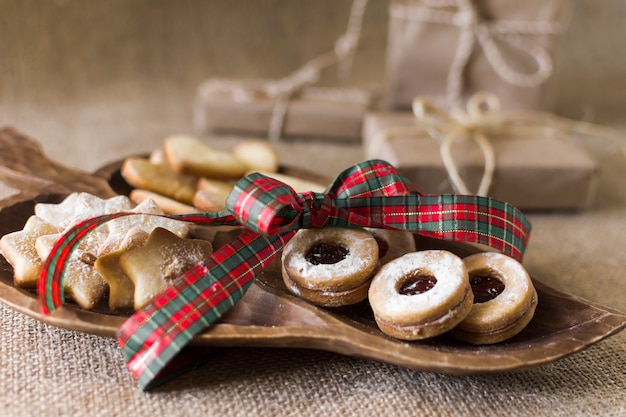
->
[[0, 1, 624, 416]]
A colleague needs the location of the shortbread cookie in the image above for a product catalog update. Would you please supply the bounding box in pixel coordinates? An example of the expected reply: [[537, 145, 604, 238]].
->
[[252, 171, 327, 193], [193, 190, 227, 212], [35, 193, 132, 231], [36, 232, 108, 310], [450, 252, 538, 345], [121, 157, 197, 205], [57, 193, 133, 231], [34, 193, 80, 229], [95, 228, 150, 311], [98, 198, 189, 254], [118, 227, 214, 310], [163, 135, 247, 179], [232, 139, 279, 173], [149, 147, 166, 164], [129, 189, 198, 214], [368, 250, 474, 341], [281, 227, 379, 307], [0, 215, 57, 288], [193, 177, 235, 211]]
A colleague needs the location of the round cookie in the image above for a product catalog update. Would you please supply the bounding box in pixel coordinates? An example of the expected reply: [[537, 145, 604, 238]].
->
[[450, 252, 538, 345], [368, 250, 473, 341], [281, 227, 379, 307]]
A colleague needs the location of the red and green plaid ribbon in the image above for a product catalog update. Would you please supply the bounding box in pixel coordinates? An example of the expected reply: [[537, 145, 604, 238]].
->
[[38, 159, 531, 390]]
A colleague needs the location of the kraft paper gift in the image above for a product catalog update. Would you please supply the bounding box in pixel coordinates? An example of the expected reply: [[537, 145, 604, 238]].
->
[[193, 0, 374, 142], [193, 79, 373, 141], [385, 0, 568, 112], [363, 93, 599, 210]]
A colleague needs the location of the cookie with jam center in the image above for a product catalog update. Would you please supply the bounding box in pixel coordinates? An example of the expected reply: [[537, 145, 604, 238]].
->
[[281, 226, 379, 307]]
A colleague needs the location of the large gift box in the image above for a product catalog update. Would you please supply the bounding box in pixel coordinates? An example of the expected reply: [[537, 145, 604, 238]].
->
[[363, 97, 599, 210], [385, 0, 568, 111], [193, 79, 373, 142]]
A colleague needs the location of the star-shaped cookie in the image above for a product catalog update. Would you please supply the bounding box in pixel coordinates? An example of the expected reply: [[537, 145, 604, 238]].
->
[[95, 227, 150, 311], [118, 227, 213, 310], [36, 232, 108, 310], [98, 198, 189, 255], [0, 215, 57, 288]]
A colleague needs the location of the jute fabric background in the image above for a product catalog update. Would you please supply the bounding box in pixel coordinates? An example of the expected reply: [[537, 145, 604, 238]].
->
[[0, 1, 624, 416]]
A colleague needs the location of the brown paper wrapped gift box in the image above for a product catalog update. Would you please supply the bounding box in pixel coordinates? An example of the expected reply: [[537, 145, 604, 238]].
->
[[363, 111, 599, 210], [385, 0, 567, 111], [193, 79, 372, 141]]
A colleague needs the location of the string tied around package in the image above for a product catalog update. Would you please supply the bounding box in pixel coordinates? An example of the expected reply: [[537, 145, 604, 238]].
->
[[265, 0, 369, 140], [199, 0, 370, 141], [367, 91, 626, 197], [38, 159, 531, 390], [390, 0, 567, 108]]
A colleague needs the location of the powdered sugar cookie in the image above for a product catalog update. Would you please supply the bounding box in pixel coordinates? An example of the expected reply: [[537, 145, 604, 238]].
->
[[36, 232, 108, 310], [281, 227, 379, 307], [450, 252, 538, 345], [368, 250, 473, 341], [0, 215, 57, 288], [119, 227, 214, 310], [95, 228, 150, 311], [57, 193, 132, 231], [98, 198, 189, 254], [34, 193, 80, 230]]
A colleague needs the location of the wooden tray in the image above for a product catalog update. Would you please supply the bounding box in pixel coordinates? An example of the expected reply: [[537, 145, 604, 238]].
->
[[0, 126, 625, 376]]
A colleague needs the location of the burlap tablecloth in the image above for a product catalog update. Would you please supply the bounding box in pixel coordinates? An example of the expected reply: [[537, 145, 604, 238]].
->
[[1, 1, 624, 416]]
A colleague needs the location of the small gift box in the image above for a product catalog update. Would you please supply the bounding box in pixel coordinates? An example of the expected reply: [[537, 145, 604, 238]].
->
[[193, 78, 373, 141], [385, 0, 568, 111], [363, 93, 599, 210]]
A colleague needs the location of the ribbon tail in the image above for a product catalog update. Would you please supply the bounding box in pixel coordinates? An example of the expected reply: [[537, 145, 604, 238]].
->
[[38, 212, 133, 314], [116, 228, 295, 391], [38, 211, 240, 315]]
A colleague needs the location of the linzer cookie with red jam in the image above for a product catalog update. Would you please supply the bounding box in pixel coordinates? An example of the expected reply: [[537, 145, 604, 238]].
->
[[281, 227, 380, 307], [368, 250, 474, 341], [450, 252, 538, 345]]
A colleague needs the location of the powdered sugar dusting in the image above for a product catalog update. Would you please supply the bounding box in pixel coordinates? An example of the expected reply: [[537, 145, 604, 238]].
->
[[369, 250, 467, 323], [282, 227, 378, 289]]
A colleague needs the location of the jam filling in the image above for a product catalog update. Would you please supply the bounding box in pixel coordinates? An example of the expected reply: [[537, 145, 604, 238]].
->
[[398, 272, 437, 295], [470, 274, 505, 303], [374, 236, 389, 259], [305, 243, 349, 265]]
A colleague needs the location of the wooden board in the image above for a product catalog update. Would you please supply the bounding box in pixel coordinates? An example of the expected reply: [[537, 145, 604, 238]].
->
[[0, 126, 624, 375]]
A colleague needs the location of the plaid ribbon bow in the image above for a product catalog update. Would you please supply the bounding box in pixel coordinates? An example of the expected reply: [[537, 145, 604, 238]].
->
[[38, 159, 531, 390]]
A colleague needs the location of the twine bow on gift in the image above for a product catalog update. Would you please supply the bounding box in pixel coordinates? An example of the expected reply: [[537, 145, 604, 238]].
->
[[390, 0, 566, 108], [38, 159, 531, 390], [413, 91, 500, 196], [368, 90, 626, 198]]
